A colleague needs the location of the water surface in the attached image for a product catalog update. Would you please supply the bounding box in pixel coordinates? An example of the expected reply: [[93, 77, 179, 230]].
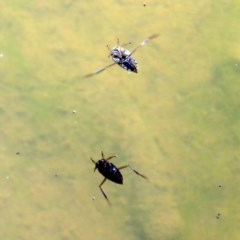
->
[[0, 1, 239, 239]]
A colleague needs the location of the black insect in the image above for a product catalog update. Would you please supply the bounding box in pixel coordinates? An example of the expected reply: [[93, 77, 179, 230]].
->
[[84, 34, 159, 77], [91, 151, 147, 205]]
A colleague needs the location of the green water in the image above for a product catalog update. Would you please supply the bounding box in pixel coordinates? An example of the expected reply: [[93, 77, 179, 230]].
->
[[0, 1, 239, 239]]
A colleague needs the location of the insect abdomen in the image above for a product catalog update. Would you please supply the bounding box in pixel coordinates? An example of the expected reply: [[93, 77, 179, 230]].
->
[[98, 161, 123, 184], [119, 61, 137, 73]]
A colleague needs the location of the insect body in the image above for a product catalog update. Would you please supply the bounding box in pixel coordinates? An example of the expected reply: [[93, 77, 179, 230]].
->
[[91, 151, 147, 205], [95, 158, 123, 184], [109, 46, 138, 73], [84, 34, 158, 78]]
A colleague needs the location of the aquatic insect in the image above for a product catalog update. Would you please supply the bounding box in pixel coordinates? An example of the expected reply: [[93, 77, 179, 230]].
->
[[91, 151, 147, 205], [84, 34, 158, 77]]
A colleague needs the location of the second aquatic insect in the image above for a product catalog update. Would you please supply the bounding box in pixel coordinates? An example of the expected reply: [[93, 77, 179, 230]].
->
[[84, 34, 158, 77]]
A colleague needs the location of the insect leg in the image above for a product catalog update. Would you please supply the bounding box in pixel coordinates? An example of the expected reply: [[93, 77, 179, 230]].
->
[[129, 34, 159, 57], [91, 157, 96, 164], [117, 37, 132, 47], [118, 165, 148, 179], [99, 178, 111, 205], [121, 41, 132, 47], [101, 151, 116, 161], [84, 62, 117, 78], [106, 155, 117, 161], [91, 157, 98, 172], [117, 38, 129, 55], [140, 34, 159, 47], [106, 44, 111, 51]]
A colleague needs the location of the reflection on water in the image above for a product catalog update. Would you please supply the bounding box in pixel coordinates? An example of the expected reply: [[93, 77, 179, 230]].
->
[[0, 1, 239, 240]]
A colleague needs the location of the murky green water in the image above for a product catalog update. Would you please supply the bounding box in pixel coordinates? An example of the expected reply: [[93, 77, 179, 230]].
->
[[0, 1, 239, 239]]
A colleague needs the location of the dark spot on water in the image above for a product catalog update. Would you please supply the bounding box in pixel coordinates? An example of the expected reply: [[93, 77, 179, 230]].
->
[[16, 151, 20, 155]]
